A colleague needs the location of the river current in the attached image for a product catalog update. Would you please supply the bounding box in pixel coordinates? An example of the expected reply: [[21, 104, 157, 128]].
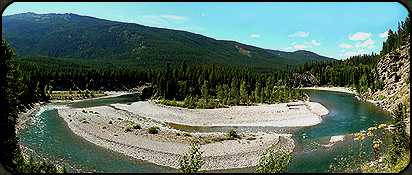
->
[[17, 90, 391, 173]]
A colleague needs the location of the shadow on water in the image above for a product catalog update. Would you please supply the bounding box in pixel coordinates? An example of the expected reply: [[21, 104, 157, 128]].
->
[[68, 93, 141, 108]]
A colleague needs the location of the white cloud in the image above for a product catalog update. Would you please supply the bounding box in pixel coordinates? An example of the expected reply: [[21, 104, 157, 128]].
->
[[341, 50, 345, 52], [379, 31, 389, 38], [283, 47, 292, 50], [294, 44, 311, 49], [311, 40, 321, 46], [161, 15, 188, 22], [139, 15, 168, 25], [349, 32, 372, 40], [339, 43, 353, 49], [139, 14, 189, 26], [201, 13, 206, 16], [291, 42, 297, 45], [344, 49, 367, 57], [368, 45, 376, 49], [250, 34, 260, 38], [288, 31, 309, 37], [355, 38, 375, 48]]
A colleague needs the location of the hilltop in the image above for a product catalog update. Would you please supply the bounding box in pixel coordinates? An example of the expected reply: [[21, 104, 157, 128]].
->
[[2, 12, 335, 72]]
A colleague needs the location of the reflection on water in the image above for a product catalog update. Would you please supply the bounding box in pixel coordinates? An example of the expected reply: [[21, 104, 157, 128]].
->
[[68, 93, 140, 108], [18, 90, 392, 173], [166, 122, 296, 134]]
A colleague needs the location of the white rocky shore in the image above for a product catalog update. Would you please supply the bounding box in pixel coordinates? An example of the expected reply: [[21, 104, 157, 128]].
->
[[111, 100, 329, 127], [300, 86, 356, 95], [56, 99, 329, 171]]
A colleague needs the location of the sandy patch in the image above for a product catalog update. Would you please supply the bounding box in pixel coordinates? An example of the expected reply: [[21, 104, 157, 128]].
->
[[57, 103, 296, 171], [300, 86, 356, 95], [111, 100, 329, 127]]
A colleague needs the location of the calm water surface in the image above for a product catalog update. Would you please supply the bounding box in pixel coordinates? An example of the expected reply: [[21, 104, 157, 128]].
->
[[18, 90, 391, 173]]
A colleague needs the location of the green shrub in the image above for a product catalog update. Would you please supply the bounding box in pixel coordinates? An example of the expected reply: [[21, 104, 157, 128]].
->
[[125, 126, 132, 132], [184, 133, 191, 137], [148, 126, 160, 134], [246, 137, 256, 140], [132, 123, 141, 129], [255, 145, 292, 173], [82, 120, 89, 124], [179, 140, 204, 173], [227, 129, 239, 139], [108, 120, 112, 124], [118, 118, 123, 120]]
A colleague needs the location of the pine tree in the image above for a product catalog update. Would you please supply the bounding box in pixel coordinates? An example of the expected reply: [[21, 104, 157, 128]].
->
[[1, 31, 25, 173]]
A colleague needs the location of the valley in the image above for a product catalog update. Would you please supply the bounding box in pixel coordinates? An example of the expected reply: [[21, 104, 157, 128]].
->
[[1, 4, 410, 174]]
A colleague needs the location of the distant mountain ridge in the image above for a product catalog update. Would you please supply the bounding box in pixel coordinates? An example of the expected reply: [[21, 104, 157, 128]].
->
[[2, 12, 335, 72], [265, 49, 335, 63]]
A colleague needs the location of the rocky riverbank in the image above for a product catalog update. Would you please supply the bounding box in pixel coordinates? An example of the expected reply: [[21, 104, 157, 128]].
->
[[54, 99, 329, 170]]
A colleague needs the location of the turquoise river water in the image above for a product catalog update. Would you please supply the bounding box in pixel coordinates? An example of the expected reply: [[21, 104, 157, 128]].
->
[[17, 90, 392, 173]]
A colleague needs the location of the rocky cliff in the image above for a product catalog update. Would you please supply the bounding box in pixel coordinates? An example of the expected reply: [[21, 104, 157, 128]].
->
[[287, 71, 318, 88], [369, 35, 410, 134]]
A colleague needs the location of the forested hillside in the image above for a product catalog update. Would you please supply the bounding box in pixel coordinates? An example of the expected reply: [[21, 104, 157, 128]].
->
[[266, 49, 335, 63], [1, 12, 335, 73]]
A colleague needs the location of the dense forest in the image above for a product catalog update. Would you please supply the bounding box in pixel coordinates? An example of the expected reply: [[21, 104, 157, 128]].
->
[[1, 10, 409, 174], [2, 12, 335, 73], [1, 32, 65, 173], [150, 62, 306, 108]]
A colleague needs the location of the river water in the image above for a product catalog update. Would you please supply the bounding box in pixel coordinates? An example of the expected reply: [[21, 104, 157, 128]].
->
[[17, 90, 392, 173]]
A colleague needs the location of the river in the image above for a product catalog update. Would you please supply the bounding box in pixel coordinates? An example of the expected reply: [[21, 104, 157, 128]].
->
[[17, 90, 392, 173]]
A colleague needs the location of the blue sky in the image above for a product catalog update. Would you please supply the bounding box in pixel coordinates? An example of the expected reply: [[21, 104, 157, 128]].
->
[[2, 2, 409, 60]]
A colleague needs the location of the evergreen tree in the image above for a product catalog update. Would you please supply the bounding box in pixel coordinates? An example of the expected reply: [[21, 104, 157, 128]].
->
[[1, 31, 25, 173]]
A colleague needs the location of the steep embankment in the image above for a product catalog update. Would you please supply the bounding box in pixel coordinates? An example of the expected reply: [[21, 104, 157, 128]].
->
[[369, 35, 410, 134]]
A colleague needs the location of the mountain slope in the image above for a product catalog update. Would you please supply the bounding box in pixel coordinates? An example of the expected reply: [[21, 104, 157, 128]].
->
[[2, 12, 332, 72], [265, 49, 335, 63]]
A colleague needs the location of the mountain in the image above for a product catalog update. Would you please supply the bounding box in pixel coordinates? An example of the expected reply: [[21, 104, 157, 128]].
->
[[265, 49, 335, 63], [2, 12, 334, 72]]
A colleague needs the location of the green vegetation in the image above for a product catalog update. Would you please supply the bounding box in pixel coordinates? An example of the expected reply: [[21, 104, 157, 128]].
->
[[387, 103, 410, 168], [381, 13, 410, 56], [1, 31, 65, 173], [125, 122, 141, 132], [330, 104, 410, 173], [125, 126, 132, 132], [266, 49, 335, 63], [255, 145, 293, 173], [151, 62, 307, 109], [227, 129, 240, 139], [0, 11, 409, 174], [179, 140, 205, 173], [2, 12, 324, 73], [148, 126, 160, 134], [132, 123, 141, 129]]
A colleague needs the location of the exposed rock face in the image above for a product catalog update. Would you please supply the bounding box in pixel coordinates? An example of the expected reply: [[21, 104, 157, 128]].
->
[[369, 35, 410, 135], [235, 45, 252, 57], [287, 71, 318, 88]]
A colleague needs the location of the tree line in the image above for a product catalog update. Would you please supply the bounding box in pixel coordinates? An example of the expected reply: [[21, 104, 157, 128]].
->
[[151, 61, 306, 109]]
